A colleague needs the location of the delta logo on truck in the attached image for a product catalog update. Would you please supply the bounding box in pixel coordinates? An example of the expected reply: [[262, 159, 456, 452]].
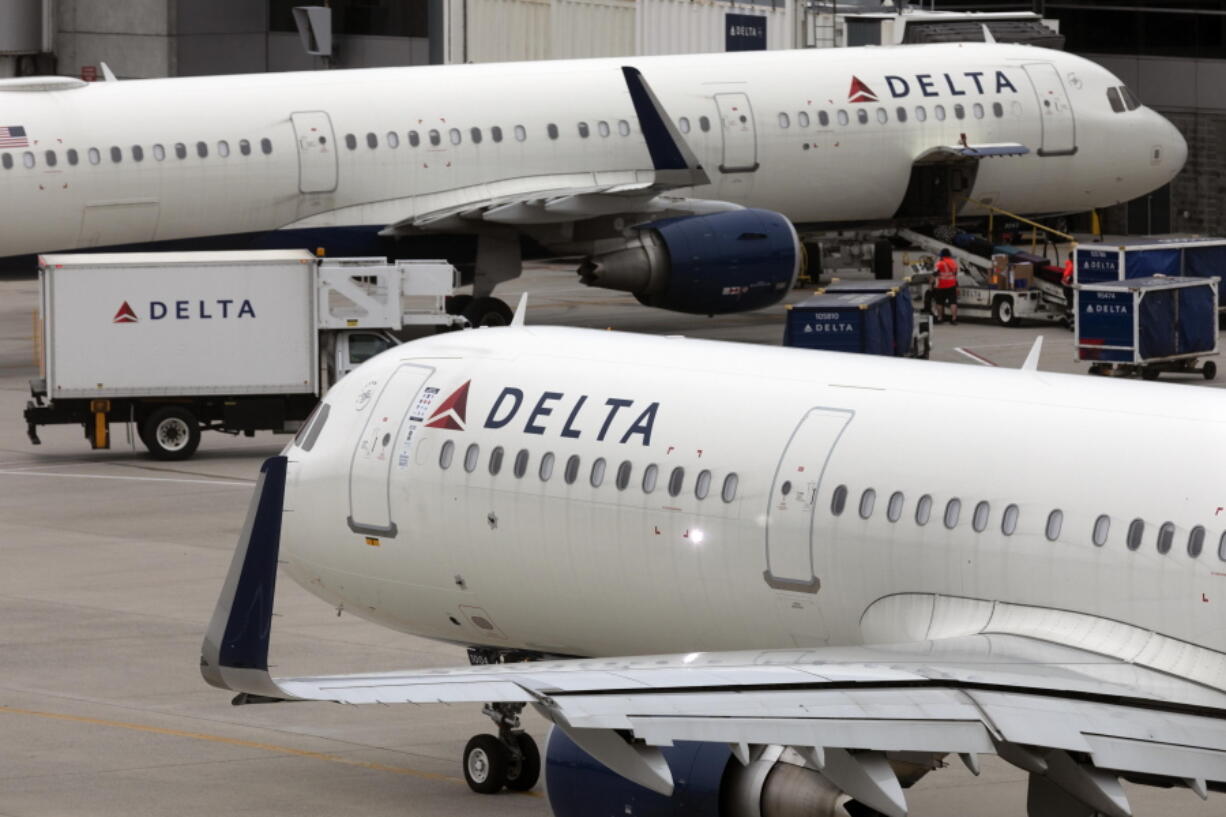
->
[[112, 298, 257, 323]]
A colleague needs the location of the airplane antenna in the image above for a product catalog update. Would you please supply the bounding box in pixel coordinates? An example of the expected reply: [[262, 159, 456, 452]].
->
[[1021, 336, 1043, 371], [981, 24, 997, 44], [100, 62, 118, 82], [510, 292, 529, 327]]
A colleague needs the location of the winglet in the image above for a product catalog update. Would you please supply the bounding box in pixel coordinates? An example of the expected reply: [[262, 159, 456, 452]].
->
[[1021, 336, 1043, 371], [200, 456, 291, 700], [510, 292, 528, 327], [620, 66, 710, 188], [100, 62, 118, 82]]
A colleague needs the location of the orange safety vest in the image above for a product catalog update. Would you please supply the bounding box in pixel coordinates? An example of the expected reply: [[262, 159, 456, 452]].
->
[[1062, 259, 1074, 286], [935, 257, 958, 288]]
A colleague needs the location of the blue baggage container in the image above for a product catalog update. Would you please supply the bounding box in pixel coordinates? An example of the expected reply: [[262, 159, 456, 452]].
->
[[1076, 276, 1218, 364], [784, 292, 894, 356], [1075, 239, 1226, 306], [821, 279, 915, 357]]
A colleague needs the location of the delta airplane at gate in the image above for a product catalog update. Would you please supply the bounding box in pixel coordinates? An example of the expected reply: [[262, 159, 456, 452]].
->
[[0, 43, 1185, 322], [204, 314, 1226, 817]]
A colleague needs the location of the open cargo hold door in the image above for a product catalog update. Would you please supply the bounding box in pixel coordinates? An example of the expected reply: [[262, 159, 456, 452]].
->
[[290, 110, 339, 194], [892, 152, 979, 222]]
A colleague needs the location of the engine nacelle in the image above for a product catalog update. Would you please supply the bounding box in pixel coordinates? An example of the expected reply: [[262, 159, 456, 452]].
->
[[544, 727, 858, 817], [577, 209, 801, 315]]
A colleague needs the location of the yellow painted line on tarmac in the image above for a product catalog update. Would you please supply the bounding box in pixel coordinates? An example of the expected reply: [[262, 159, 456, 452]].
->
[[0, 704, 543, 797]]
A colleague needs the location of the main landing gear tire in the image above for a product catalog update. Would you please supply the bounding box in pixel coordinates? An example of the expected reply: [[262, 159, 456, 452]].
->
[[444, 294, 473, 316], [504, 732, 541, 792], [463, 733, 540, 793], [463, 296, 514, 327], [141, 406, 201, 460]]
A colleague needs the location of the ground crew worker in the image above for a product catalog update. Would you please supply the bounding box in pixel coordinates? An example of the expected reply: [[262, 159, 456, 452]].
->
[[933, 249, 959, 324], [1062, 256, 1075, 324]]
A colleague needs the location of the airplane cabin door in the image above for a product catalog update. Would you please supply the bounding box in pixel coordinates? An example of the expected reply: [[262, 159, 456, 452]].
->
[[348, 363, 434, 537], [764, 408, 853, 593], [714, 93, 759, 173], [1022, 63, 1076, 157], [290, 111, 339, 193]]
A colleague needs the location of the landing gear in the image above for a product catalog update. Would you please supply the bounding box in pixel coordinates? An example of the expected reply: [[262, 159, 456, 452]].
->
[[462, 296, 513, 328], [462, 701, 541, 794]]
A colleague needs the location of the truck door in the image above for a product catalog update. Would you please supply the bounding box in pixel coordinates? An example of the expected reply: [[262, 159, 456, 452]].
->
[[290, 111, 339, 193], [714, 93, 759, 173], [347, 363, 434, 536], [1023, 63, 1076, 156], [764, 407, 853, 593]]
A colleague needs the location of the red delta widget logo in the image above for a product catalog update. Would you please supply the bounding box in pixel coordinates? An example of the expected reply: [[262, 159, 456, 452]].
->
[[112, 298, 257, 323]]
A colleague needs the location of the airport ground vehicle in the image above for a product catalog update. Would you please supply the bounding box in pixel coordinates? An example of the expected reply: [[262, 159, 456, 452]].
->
[[24, 250, 463, 459]]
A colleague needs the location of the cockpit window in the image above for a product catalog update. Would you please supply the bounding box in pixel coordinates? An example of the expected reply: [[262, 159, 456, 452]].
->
[[348, 333, 394, 365], [296, 402, 330, 451], [1106, 87, 1125, 114], [1120, 85, 1140, 111]]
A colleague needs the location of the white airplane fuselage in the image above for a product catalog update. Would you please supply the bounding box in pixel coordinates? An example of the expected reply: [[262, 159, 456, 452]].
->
[[281, 327, 1226, 670], [0, 43, 1185, 258]]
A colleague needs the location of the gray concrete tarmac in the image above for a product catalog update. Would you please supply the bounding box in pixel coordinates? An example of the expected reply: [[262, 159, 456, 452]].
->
[[0, 267, 1220, 816]]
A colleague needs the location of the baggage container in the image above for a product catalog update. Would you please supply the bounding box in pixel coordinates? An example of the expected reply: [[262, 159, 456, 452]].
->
[[821, 278, 929, 358], [783, 292, 895, 356]]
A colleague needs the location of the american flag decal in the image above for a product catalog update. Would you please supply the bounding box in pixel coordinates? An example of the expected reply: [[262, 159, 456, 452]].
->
[[0, 126, 29, 148]]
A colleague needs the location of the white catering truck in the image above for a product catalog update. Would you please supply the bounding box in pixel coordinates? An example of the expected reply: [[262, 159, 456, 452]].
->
[[24, 250, 465, 459]]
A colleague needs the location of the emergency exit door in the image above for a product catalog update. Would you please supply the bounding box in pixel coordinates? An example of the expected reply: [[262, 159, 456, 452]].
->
[[764, 408, 853, 593], [348, 363, 434, 537], [1023, 63, 1076, 157], [714, 93, 759, 173], [290, 110, 339, 193]]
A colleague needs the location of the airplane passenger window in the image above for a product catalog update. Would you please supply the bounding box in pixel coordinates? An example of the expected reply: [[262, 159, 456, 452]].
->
[[972, 501, 990, 532], [429, 130, 441, 146], [1045, 509, 1063, 542], [366, 132, 378, 149], [196, 141, 208, 158], [668, 467, 685, 498], [489, 446, 504, 475], [887, 491, 904, 522], [1127, 518, 1144, 551], [449, 128, 461, 145], [617, 120, 631, 137], [579, 122, 591, 138], [916, 494, 932, 526], [345, 133, 357, 150], [856, 109, 868, 125], [439, 440, 455, 469], [721, 473, 738, 503], [858, 488, 875, 519], [1092, 515, 1110, 547], [1002, 504, 1018, 535], [89, 147, 101, 164], [1189, 525, 1205, 558], [151, 144, 164, 161], [876, 108, 887, 124], [564, 454, 580, 485], [464, 443, 480, 473], [954, 104, 965, 120], [642, 464, 658, 493], [896, 107, 907, 123], [915, 106, 927, 122], [238, 139, 251, 156], [836, 110, 849, 126], [590, 457, 606, 488], [934, 105, 946, 122], [798, 111, 810, 128], [491, 126, 503, 143], [830, 485, 848, 516], [217, 141, 230, 158], [944, 498, 961, 529], [818, 111, 830, 127], [778, 112, 790, 129], [470, 127, 482, 144], [1, 153, 12, 170], [20, 151, 33, 168], [677, 118, 689, 134], [699, 116, 710, 132], [993, 102, 1004, 118], [1157, 522, 1175, 554], [130, 146, 143, 162], [514, 125, 527, 142], [547, 124, 559, 140], [597, 120, 610, 137], [260, 137, 273, 154], [174, 143, 187, 159], [972, 103, 984, 119], [513, 449, 529, 478], [695, 469, 711, 500], [387, 131, 400, 148], [408, 131, 420, 147], [44, 150, 56, 167], [539, 452, 555, 481], [110, 146, 122, 163], [1218, 531, 1226, 561], [616, 460, 632, 490], [1120, 86, 1140, 111]]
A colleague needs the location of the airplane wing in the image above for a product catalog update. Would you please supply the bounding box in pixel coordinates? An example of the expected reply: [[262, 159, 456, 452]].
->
[[202, 457, 1226, 815]]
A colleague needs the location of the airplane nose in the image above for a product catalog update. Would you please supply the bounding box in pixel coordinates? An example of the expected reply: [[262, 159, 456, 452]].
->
[[1167, 118, 1188, 176]]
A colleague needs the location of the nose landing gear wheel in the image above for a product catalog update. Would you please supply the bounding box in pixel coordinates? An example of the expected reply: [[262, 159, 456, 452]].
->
[[463, 734, 509, 794]]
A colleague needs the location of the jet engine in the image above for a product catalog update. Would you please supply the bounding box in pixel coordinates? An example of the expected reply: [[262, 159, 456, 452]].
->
[[544, 727, 930, 817], [577, 209, 800, 315]]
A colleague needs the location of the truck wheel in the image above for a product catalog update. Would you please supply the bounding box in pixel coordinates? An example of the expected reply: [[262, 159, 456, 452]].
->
[[444, 294, 473, 316], [1204, 361, 1217, 380], [1141, 366, 1160, 381], [463, 296, 513, 327], [141, 407, 201, 460], [992, 297, 1018, 327]]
